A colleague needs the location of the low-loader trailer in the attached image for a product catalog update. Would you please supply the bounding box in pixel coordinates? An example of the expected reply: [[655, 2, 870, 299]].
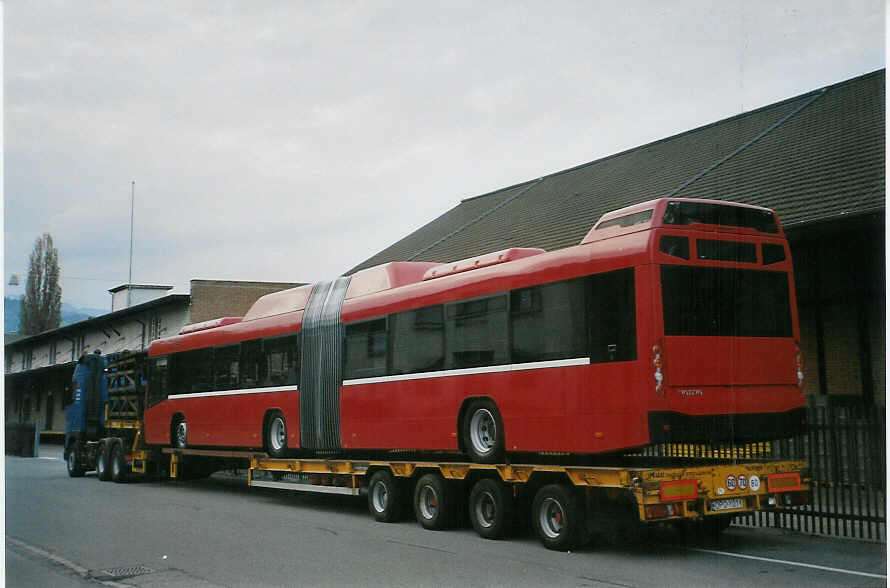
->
[[65, 351, 810, 550]]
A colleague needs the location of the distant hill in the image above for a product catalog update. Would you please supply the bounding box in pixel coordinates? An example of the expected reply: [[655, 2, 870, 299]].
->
[[4, 297, 107, 335]]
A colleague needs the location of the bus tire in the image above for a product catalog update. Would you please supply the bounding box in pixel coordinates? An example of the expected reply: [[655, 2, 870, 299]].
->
[[462, 399, 505, 464], [469, 477, 513, 539], [368, 470, 404, 523], [172, 415, 187, 449], [66, 444, 85, 478], [96, 440, 112, 481], [110, 439, 129, 483], [264, 411, 288, 458], [413, 473, 453, 530], [532, 483, 587, 551]]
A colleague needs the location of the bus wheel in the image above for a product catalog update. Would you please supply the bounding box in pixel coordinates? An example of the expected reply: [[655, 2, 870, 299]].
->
[[265, 411, 288, 458], [66, 444, 85, 478], [110, 439, 129, 483], [532, 483, 587, 551], [462, 399, 504, 464], [368, 470, 404, 523], [469, 477, 513, 539], [172, 416, 187, 449], [96, 440, 112, 481], [414, 473, 453, 530]]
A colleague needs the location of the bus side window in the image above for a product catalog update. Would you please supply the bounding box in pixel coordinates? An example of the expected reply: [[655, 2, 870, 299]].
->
[[446, 295, 508, 369], [511, 279, 587, 363], [214, 345, 240, 391], [147, 357, 169, 407], [344, 319, 388, 379], [240, 339, 265, 388], [391, 306, 445, 375], [265, 335, 298, 387], [588, 269, 637, 363]]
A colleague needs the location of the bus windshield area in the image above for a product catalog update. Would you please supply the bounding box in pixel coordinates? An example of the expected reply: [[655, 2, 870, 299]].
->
[[661, 265, 792, 337], [662, 201, 778, 234]]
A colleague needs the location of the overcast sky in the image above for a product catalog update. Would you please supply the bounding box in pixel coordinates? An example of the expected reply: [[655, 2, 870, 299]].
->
[[3, 1, 885, 311]]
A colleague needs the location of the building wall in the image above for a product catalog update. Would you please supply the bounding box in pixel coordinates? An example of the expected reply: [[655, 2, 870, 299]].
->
[[5, 298, 190, 431], [189, 279, 303, 324], [789, 213, 885, 406]]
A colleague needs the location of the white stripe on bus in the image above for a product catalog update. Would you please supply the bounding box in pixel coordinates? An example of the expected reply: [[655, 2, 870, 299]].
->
[[166, 357, 591, 399], [341, 357, 590, 387]]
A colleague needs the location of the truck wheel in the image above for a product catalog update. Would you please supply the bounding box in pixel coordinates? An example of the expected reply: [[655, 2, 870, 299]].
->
[[96, 440, 112, 481], [264, 411, 288, 458], [111, 440, 129, 483], [172, 416, 187, 449], [469, 477, 513, 539], [368, 470, 404, 523], [462, 399, 504, 464], [532, 483, 587, 551], [413, 473, 453, 530], [66, 445, 85, 478]]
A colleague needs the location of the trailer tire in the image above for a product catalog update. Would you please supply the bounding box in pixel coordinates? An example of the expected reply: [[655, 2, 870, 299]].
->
[[368, 470, 405, 523], [469, 477, 513, 540], [110, 439, 129, 483], [462, 399, 505, 464], [532, 483, 587, 551], [264, 411, 288, 458], [413, 473, 453, 530], [172, 415, 187, 449], [66, 445, 85, 478], [96, 440, 112, 481]]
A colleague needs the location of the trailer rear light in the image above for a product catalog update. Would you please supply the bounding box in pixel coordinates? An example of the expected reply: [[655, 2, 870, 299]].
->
[[652, 342, 664, 395], [767, 472, 801, 492], [660, 479, 698, 501], [645, 502, 679, 520]]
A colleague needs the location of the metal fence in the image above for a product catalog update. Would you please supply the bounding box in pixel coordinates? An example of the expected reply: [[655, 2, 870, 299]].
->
[[643, 400, 886, 541]]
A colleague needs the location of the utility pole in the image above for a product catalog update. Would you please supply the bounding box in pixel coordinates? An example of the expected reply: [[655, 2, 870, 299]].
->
[[128, 181, 135, 308]]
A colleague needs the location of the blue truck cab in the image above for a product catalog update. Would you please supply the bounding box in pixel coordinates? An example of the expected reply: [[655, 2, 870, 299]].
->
[[65, 352, 108, 476]]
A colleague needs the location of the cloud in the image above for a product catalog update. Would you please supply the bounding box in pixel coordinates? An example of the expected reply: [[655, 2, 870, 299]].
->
[[4, 0, 885, 308]]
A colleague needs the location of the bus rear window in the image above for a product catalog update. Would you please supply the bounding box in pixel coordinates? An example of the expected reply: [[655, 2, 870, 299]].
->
[[661, 266, 792, 337], [663, 201, 778, 234]]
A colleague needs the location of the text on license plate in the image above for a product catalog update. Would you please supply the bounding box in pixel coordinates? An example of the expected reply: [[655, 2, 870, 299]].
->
[[710, 498, 744, 512]]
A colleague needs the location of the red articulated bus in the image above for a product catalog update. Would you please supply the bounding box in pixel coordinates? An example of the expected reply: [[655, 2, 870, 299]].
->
[[143, 198, 807, 463]]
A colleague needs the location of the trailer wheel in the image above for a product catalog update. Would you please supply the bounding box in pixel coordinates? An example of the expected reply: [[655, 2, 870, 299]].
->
[[413, 473, 453, 530], [532, 483, 587, 551], [66, 445, 85, 478], [96, 440, 112, 481], [368, 470, 405, 523], [462, 399, 504, 464], [264, 411, 288, 458], [110, 439, 129, 483], [469, 477, 513, 539], [172, 416, 187, 449]]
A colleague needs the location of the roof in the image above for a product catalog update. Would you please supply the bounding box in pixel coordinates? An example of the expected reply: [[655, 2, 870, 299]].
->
[[4, 294, 190, 349], [350, 70, 884, 273], [108, 284, 173, 293]]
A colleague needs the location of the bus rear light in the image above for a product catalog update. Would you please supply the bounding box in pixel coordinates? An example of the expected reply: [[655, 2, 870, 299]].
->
[[660, 479, 698, 501], [795, 342, 804, 389], [652, 342, 665, 395]]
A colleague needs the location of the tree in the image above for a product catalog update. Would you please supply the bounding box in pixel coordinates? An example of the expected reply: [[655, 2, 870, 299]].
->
[[19, 233, 62, 335]]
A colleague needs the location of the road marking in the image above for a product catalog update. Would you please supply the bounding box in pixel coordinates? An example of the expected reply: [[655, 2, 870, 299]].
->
[[688, 547, 887, 580], [6, 536, 131, 587]]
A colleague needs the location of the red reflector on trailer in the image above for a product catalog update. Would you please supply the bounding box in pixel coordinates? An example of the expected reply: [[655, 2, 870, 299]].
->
[[660, 479, 698, 501], [767, 473, 801, 492]]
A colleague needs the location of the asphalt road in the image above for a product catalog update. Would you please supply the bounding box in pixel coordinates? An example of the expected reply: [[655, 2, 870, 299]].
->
[[5, 446, 887, 587]]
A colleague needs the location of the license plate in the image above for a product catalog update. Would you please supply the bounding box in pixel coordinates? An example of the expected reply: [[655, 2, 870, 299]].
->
[[710, 498, 744, 512]]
